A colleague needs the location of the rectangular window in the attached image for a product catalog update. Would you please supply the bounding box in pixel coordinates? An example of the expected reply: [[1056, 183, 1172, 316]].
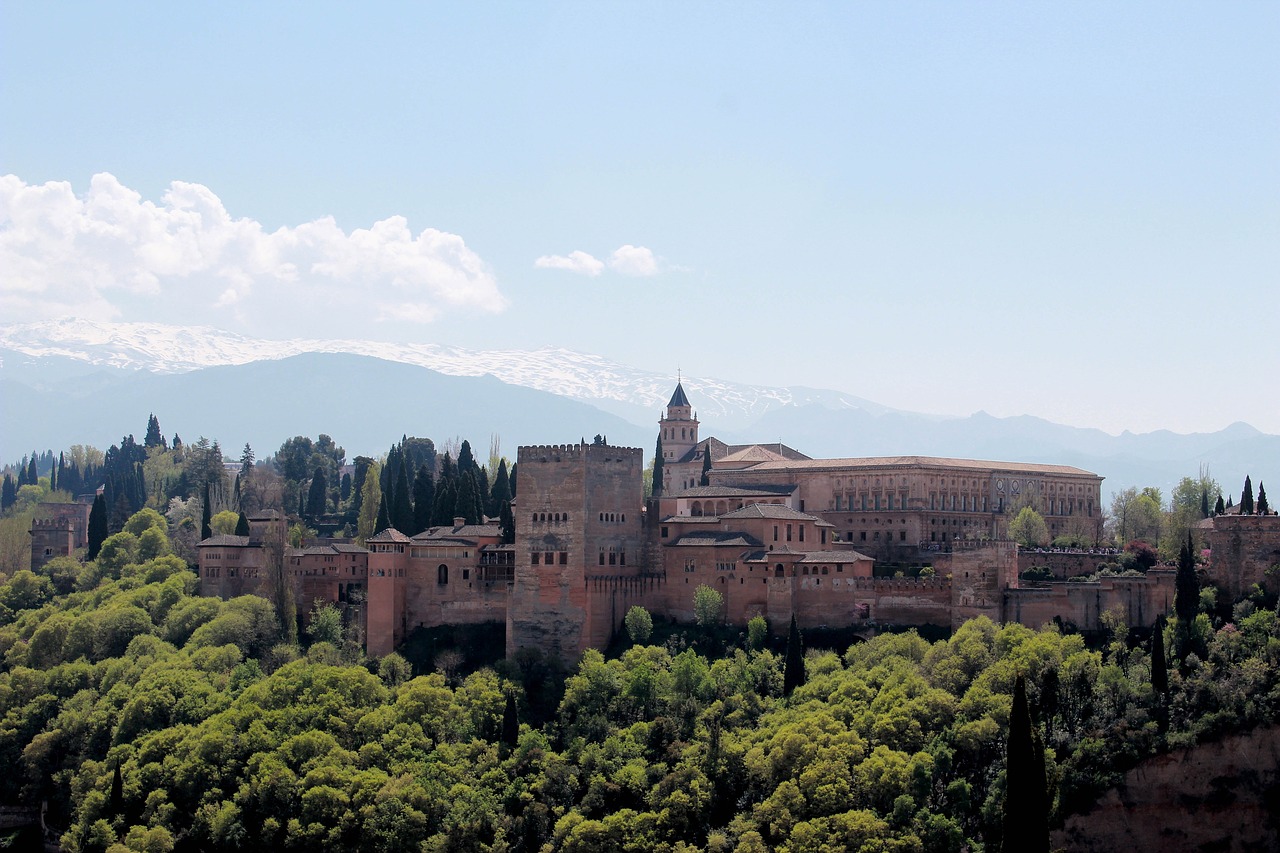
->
[[559, 552, 568, 565], [786, 524, 792, 542], [798, 525, 805, 542], [531, 553, 539, 565], [661, 526, 669, 538], [773, 525, 778, 542]]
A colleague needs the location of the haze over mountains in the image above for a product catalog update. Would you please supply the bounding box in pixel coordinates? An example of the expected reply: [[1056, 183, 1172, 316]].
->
[[2, 319, 1275, 499]]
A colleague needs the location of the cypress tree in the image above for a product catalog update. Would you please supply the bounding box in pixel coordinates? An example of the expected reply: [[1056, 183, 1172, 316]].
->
[[700, 447, 712, 487], [235, 511, 251, 537], [652, 437, 665, 496], [1, 474, 15, 511], [457, 440, 476, 477], [509, 463, 516, 498], [1242, 475, 1255, 514], [1227, 495, 1234, 509], [109, 761, 124, 816], [502, 692, 520, 749], [1258, 482, 1270, 515], [1214, 495, 1225, 516], [87, 494, 108, 560], [412, 465, 436, 535], [49, 458, 57, 492], [499, 501, 515, 544], [375, 492, 391, 534], [476, 465, 491, 519], [490, 459, 512, 516], [455, 471, 479, 525], [432, 476, 457, 527], [340, 472, 352, 504], [16, 457, 28, 488], [1175, 532, 1199, 623], [306, 467, 328, 519], [1200, 489, 1210, 520], [1002, 674, 1050, 853], [392, 461, 414, 532], [27, 456, 38, 486], [783, 615, 805, 696], [201, 482, 213, 542], [1151, 616, 1168, 696]]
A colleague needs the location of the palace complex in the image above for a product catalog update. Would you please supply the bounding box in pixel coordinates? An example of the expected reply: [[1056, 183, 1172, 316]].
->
[[190, 382, 1279, 662]]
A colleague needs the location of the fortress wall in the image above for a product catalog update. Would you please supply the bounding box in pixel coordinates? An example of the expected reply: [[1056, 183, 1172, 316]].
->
[[1204, 515, 1280, 600], [1005, 569, 1175, 632], [1018, 551, 1116, 580]]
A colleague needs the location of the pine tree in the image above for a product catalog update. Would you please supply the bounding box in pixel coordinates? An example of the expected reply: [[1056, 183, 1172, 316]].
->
[[375, 493, 391, 534], [1175, 531, 1198, 624], [201, 482, 213, 541], [412, 465, 435, 535], [502, 692, 520, 750], [144, 413, 165, 449], [783, 615, 805, 696], [87, 494, 108, 560], [1258, 482, 1270, 515], [652, 437, 665, 496], [235, 511, 251, 537], [1214, 494, 1225, 516], [1002, 674, 1050, 853], [239, 443, 255, 479], [1242, 475, 1255, 514], [700, 447, 712, 486], [499, 501, 515, 544]]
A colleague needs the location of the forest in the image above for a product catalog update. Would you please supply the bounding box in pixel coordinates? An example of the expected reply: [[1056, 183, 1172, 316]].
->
[[1, 504, 1278, 852]]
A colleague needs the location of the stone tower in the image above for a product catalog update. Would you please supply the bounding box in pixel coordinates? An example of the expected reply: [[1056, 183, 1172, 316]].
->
[[658, 382, 698, 494], [507, 440, 647, 661]]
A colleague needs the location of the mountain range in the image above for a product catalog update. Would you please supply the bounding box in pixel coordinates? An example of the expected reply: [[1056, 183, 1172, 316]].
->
[[2, 319, 1276, 499]]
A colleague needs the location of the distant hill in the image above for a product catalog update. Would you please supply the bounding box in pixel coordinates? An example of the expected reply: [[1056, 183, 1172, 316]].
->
[[2, 320, 1277, 499], [0, 352, 651, 464]]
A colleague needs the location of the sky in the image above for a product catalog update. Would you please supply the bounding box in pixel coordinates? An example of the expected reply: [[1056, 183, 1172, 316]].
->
[[2, 2, 1277, 436]]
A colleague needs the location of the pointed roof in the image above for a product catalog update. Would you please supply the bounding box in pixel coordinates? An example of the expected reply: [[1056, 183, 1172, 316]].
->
[[667, 382, 690, 408]]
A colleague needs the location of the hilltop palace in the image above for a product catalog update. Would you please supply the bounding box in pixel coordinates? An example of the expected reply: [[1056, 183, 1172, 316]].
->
[[178, 383, 1278, 660]]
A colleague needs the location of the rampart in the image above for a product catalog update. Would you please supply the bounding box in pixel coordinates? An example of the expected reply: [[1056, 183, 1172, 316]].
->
[[1202, 514, 1280, 600], [1005, 569, 1175, 632]]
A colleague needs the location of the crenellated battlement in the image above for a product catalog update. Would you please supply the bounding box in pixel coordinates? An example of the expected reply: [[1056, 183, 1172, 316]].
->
[[518, 443, 643, 464], [30, 518, 74, 530]]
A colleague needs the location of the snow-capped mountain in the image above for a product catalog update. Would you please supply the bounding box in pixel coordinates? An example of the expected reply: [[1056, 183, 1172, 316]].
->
[[0, 319, 895, 428]]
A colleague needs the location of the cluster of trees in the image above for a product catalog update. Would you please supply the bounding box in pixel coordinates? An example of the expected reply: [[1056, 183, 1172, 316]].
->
[[357, 438, 517, 545], [2, 508, 1278, 851]]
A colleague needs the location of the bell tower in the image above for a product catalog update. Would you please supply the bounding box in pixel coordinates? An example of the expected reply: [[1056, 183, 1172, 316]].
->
[[658, 381, 698, 492]]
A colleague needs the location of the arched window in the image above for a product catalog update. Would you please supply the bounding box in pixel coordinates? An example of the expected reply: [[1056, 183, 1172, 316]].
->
[[775, 564, 785, 578], [437, 564, 449, 584]]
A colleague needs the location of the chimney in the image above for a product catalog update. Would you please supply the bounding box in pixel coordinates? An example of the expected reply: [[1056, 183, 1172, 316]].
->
[[453, 516, 466, 528]]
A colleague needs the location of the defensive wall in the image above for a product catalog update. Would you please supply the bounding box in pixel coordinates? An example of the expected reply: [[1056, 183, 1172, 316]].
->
[[1202, 514, 1280, 601], [1004, 569, 1176, 633], [1017, 549, 1118, 580]]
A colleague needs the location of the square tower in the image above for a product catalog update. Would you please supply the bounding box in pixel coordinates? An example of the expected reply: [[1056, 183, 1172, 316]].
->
[[507, 440, 645, 660]]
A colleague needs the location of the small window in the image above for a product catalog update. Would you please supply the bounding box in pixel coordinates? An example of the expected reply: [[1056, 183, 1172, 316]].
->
[[532, 553, 540, 565]]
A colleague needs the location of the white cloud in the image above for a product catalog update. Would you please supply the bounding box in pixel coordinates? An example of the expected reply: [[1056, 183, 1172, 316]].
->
[[608, 244, 659, 277], [0, 173, 506, 332], [533, 250, 605, 276]]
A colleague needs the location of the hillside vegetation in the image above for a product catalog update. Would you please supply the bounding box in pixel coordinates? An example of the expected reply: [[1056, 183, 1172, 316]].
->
[[3, 511, 1279, 852]]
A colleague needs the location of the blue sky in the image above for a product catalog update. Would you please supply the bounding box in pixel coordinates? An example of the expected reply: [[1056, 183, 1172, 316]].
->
[[2, 2, 1277, 435]]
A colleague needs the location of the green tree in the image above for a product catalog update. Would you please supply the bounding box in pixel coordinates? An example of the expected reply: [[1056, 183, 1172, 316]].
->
[[235, 511, 250, 536], [784, 614, 805, 696], [392, 461, 414, 531], [624, 605, 653, 645], [693, 584, 723, 627], [489, 459, 512, 517], [87, 493, 108, 560], [1007, 506, 1049, 548], [376, 493, 391, 534], [1151, 616, 1168, 697], [200, 481, 212, 541], [144, 414, 165, 450], [502, 691, 520, 749], [1241, 475, 1255, 514], [1214, 494, 1225, 516], [308, 602, 344, 646], [411, 464, 435, 535], [1258, 482, 1270, 515], [211, 510, 239, 536], [747, 615, 769, 651], [356, 462, 382, 543], [700, 448, 712, 487], [1175, 532, 1199, 623], [652, 437, 665, 497], [306, 467, 327, 519], [1001, 674, 1049, 853], [498, 501, 515, 545]]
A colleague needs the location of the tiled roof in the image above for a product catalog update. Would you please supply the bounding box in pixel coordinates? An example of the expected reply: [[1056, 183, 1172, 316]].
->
[[198, 534, 251, 547], [666, 484, 795, 498], [332, 543, 369, 553], [720, 504, 829, 523], [737, 455, 1100, 477], [795, 549, 874, 563], [675, 437, 809, 466], [367, 528, 411, 543], [670, 532, 763, 548]]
